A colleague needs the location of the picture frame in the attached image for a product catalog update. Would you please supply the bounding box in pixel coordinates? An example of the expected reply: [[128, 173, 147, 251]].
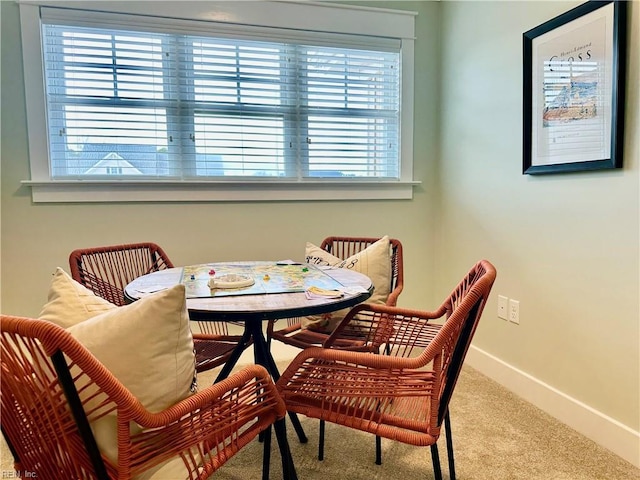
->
[[523, 1, 627, 175]]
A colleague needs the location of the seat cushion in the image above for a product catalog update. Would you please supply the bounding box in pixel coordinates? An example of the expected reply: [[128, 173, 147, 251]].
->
[[39, 267, 116, 327], [302, 236, 391, 332]]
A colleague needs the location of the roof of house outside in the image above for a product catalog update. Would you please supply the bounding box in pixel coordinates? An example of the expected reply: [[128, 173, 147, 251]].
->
[[63, 144, 223, 176]]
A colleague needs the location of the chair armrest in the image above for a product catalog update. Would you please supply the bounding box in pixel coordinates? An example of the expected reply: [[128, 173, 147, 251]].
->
[[192, 331, 247, 343], [115, 365, 286, 478], [267, 319, 302, 338], [386, 282, 403, 307], [280, 346, 436, 381], [124, 364, 285, 428]]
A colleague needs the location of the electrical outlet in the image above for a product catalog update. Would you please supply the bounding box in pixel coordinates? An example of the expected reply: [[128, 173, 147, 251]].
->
[[508, 299, 520, 324], [497, 295, 508, 320]]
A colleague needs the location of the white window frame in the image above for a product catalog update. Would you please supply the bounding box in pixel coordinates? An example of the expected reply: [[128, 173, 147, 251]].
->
[[19, 0, 418, 203]]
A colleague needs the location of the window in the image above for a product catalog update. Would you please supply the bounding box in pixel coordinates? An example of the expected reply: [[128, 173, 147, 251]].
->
[[106, 167, 124, 176], [20, 1, 417, 202], [46, 26, 398, 179]]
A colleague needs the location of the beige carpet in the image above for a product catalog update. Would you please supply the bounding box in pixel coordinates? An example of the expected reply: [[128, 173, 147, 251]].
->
[[2, 364, 639, 479], [209, 364, 640, 480]]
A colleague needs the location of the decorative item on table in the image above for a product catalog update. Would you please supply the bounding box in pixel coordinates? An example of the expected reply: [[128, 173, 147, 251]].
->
[[208, 273, 255, 290], [305, 285, 344, 300]]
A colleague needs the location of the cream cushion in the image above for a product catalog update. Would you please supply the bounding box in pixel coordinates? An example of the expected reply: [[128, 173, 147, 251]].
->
[[66, 285, 195, 470], [302, 236, 392, 331], [39, 267, 116, 327], [37, 270, 196, 477]]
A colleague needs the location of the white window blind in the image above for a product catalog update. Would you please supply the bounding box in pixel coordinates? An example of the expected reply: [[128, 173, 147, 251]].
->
[[42, 13, 401, 181]]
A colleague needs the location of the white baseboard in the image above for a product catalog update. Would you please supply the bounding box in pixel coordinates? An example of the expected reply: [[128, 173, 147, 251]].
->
[[466, 346, 640, 468]]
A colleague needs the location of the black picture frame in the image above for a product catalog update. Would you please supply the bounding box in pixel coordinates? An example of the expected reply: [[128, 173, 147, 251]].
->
[[523, 0, 627, 175]]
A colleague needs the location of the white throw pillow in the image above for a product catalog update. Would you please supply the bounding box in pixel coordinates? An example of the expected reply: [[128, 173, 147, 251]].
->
[[302, 236, 392, 331], [39, 267, 116, 328], [65, 285, 196, 472], [38, 270, 197, 477]]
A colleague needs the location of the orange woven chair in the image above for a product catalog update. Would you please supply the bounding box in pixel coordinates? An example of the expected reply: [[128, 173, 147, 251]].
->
[[276, 260, 496, 480], [267, 236, 404, 351], [69, 242, 242, 373], [0, 315, 296, 480]]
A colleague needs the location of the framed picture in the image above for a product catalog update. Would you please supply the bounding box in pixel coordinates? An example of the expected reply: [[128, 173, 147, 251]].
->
[[523, 1, 627, 175]]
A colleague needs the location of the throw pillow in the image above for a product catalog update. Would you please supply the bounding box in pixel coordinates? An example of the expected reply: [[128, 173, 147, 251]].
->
[[302, 236, 391, 331], [66, 284, 196, 469], [39, 267, 116, 328]]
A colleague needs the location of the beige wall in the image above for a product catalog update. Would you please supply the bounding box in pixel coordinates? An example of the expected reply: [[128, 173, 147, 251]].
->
[[1, 0, 638, 463], [438, 0, 639, 437], [0, 3, 440, 314]]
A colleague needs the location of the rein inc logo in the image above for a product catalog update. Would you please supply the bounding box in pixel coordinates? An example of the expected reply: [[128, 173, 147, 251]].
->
[[2, 472, 37, 478]]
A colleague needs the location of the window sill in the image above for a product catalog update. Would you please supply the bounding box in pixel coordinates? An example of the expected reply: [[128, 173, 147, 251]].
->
[[22, 180, 420, 203]]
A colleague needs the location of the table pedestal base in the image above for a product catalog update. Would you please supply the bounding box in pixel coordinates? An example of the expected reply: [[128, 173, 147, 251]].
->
[[214, 320, 303, 480]]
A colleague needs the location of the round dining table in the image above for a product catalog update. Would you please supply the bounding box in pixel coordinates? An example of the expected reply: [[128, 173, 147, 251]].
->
[[125, 261, 373, 320], [124, 262, 372, 382], [125, 261, 373, 480]]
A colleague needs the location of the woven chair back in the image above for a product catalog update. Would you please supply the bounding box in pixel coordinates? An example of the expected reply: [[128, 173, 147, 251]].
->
[[69, 242, 174, 306], [1, 315, 116, 479], [320, 236, 404, 306]]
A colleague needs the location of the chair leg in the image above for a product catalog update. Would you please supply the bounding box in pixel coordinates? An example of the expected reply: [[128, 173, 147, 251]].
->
[[444, 410, 456, 480], [375, 435, 382, 465], [430, 444, 443, 480], [318, 419, 325, 460], [262, 425, 272, 480]]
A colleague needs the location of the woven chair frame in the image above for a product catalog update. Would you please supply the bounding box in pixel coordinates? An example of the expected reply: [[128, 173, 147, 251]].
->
[[1, 315, 288, 480], [69, 242, 174, 306], [276, 260, 496, 480], [267, 236, 404, 350], [68, 242, 243, 373]]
